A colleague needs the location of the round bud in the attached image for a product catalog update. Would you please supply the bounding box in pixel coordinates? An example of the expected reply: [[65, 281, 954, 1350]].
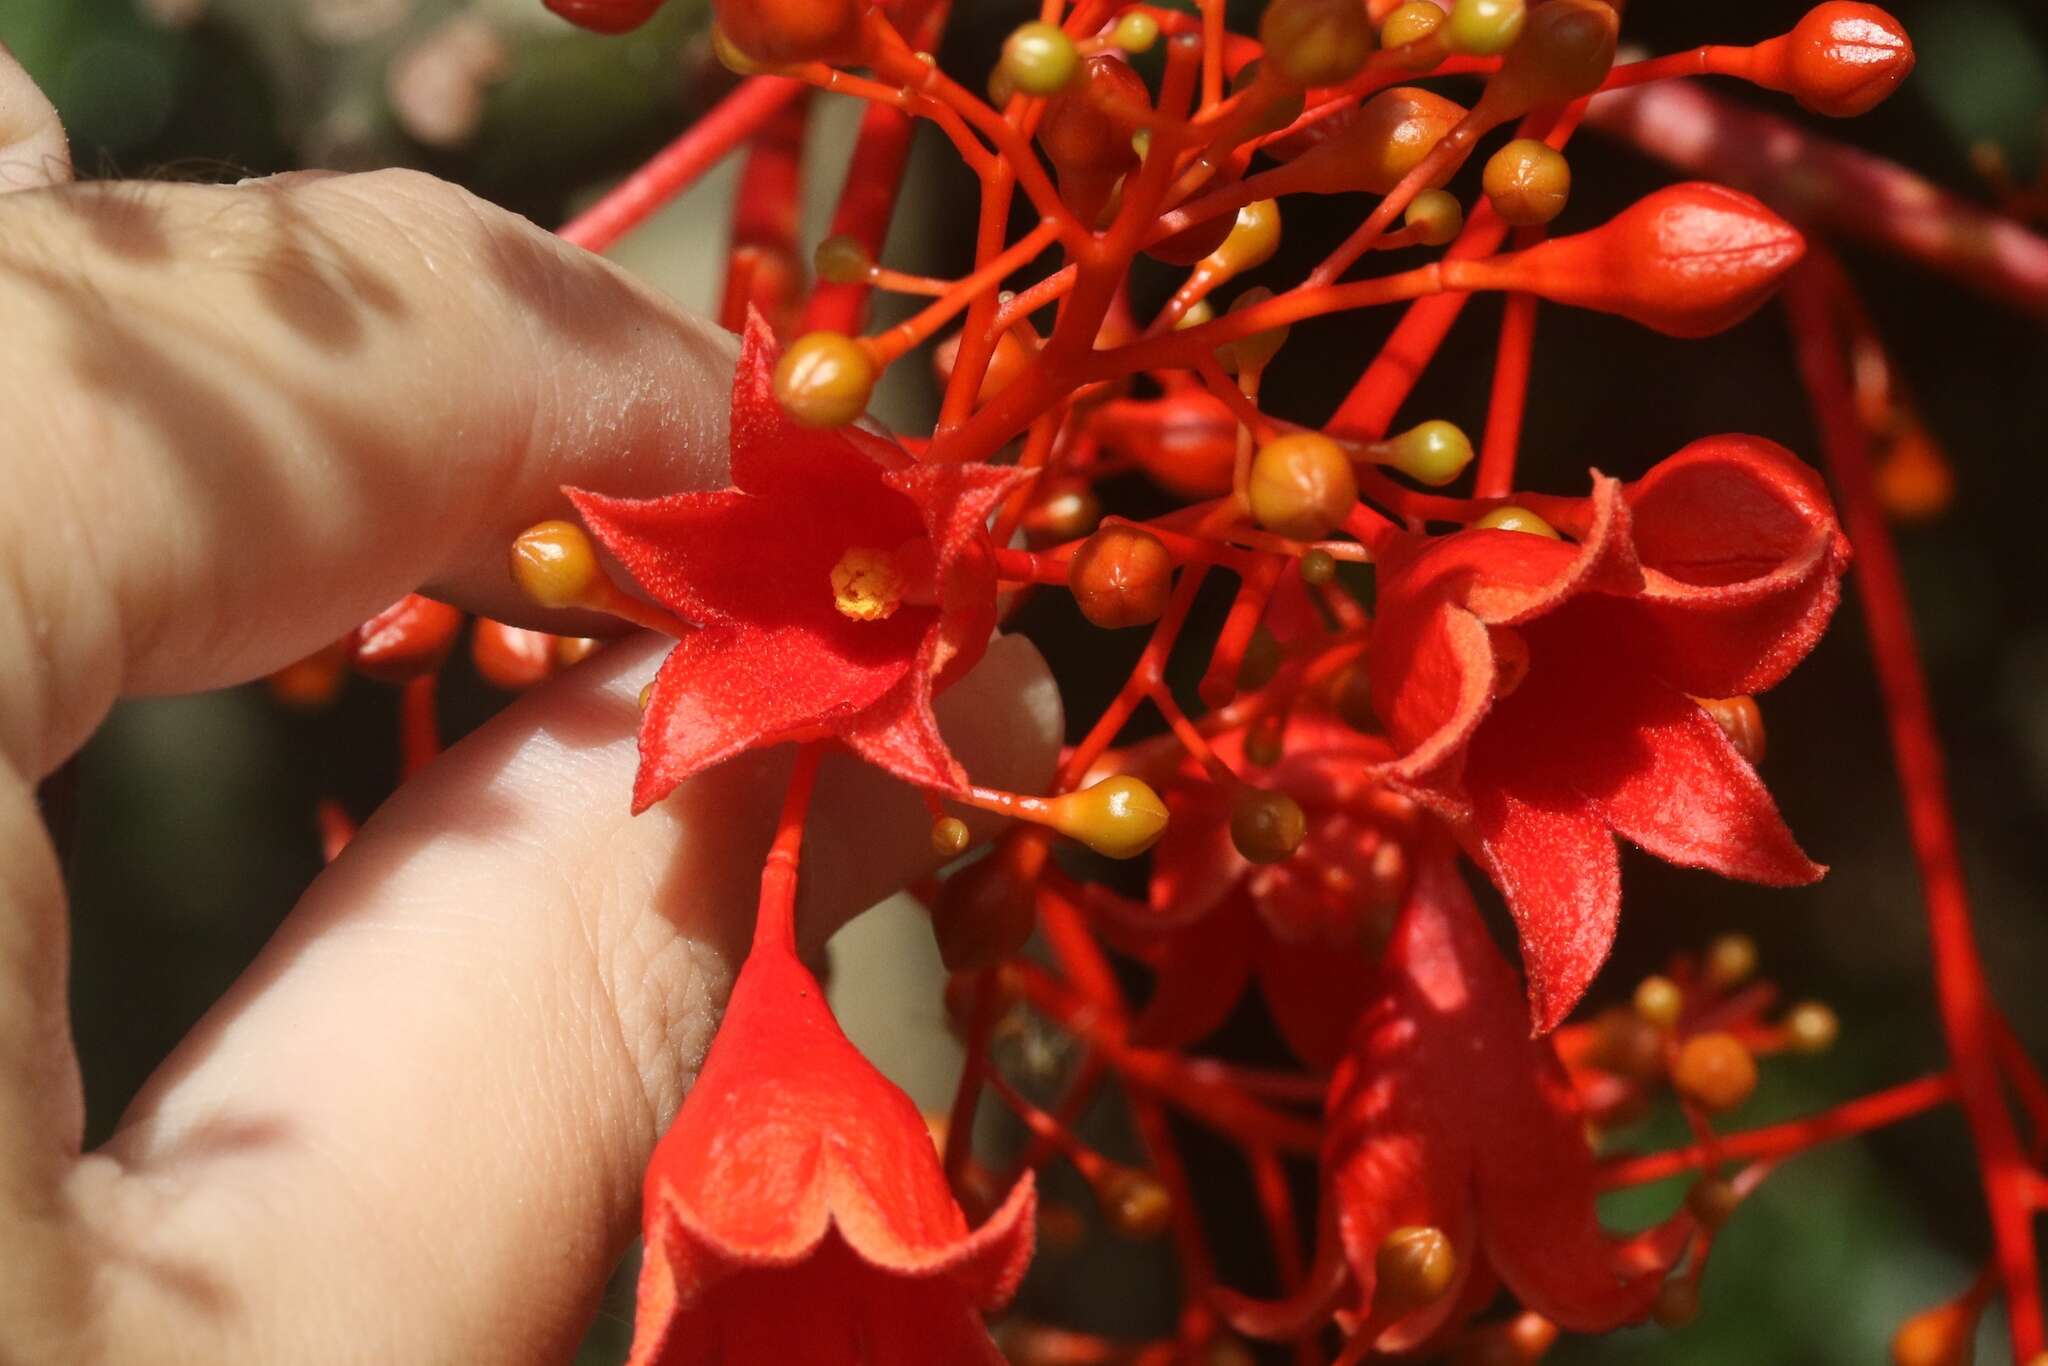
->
[[1249, 433, 1359, 541], [1299, 547, 1338, 585], [712, 0, 865, 66], [1238, 626, 1284, 691], [1673, 1032, 1758, 1113], [1446, 0, 1524, 57], [1705, 933, 1759, 988], [1069, 524, 1174, 629], [1174, 298, 1216, 330], [1891, 1300, 1976, 1366], [268, 640, 351, 708], [1698, 694, 1766, 765], [932, 816, 972, 857], [1404, 188, 1464, 245], [1040, 54, 1149, 222], [1231, 788, 1307, 864], [1686, 1176, 1742, 1229], [813, 233, 873, 284], [1208, 199, 1283, 276], [1048, 776, 1171, 859], [1593, 1005, 1665, 1080], [1376, 1225, 1458, 1312], [1111, 11, 1161, 53], [553, 635, 599, 667], [1483, 138, 1571, 227], [471, 618, 555, 690], [1097, 1167, 1174, 1239], [1470, 505, 1559, 538], [1001, 21, 1080, 97], [1784, 1001, 1840, 1054], [1218, 287, 1290, 374], [1771, 3, 1914, 118], [1388, 419, 1474, 487], [987, 63, 1017, 107], [1286, 86, 1467, 196], [511, 519, 603, 609], [1381, 1, 1446, 51], [1634, 974, 1683, 1030], [1652, 1277, 1701, 1329], [353, 594, 464, 683], [1023, 478, 1103, 546], [1331, 662, 1379, 733], [1484, 0, 1617, 118], [773, 330, 875, 427], [932, 855, 1037, 972], [1260, 0, 1378, 88]]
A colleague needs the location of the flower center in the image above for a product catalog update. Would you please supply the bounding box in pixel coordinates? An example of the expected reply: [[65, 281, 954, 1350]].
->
[[830, 546, 906, 621]]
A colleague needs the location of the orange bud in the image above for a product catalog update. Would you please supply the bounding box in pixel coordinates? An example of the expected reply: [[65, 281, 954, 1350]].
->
[[1279, 86, 1468, 195], [1092, 392, 1239, 498], [1890, 1298, 1978, 1366], [1634, 974, 1684, 1030], [511, 520, 602, 609], [1230, 788, 1307, 864], [1096, 1166, 1174, 1239], [1478, 0, 1617, 124], [1672, 1032, 1758, 1113], [1249, 432, 1358, 540], [1482, 138, 1571, 227], [1687, 1176, 1742, 1228], [352, 594, 464, 683], [267, 638, 351, 708], [931, 816, 971, 857], [1069, 524, 1174, 628], [712, 0, 867, 65], [1375, 1225, 1457, 1312], [471, 618, 555, 690], [1022, 477, 1103, 546], [772, 330, 875, 427], [1698, 695, 1766, 764], [1260, 0, 1378, 88], [1040, 54, 1147, 222], [1753, 3, 1914, 118], [1046, 776, 1171, 858]]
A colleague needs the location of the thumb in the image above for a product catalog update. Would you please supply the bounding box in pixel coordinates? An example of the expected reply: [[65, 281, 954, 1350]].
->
[[0, 43, 68, 192], [76, 633, 1059, 1365]]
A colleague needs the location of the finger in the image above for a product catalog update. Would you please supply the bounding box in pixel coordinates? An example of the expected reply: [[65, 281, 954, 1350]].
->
[[0, 44, 69, 191], [0, 169, 738, 779], [61, 633, 1058, 1365]]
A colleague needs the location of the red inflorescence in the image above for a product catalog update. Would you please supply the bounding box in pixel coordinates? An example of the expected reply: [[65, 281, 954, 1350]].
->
[[316, 1, 2048, 1359]]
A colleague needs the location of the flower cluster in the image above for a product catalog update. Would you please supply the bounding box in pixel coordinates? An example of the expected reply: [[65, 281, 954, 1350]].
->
[[282, 0, 2048, 1360]]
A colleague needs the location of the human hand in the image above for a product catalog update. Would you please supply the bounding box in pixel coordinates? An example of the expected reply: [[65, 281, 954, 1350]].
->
[[0, 49, 1059, 1365]]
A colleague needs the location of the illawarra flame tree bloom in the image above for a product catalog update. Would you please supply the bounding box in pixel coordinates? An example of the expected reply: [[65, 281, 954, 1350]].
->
[[272, 0, 2048, 1358]]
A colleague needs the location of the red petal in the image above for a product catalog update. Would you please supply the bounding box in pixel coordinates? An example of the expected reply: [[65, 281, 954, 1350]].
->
[[1129, 897, 1258, 1052], [1466, 742, 1622, 1034], [884, 460, 1027, 689], [1147, 783, 1245, 926], [633, 619, 917, 811], [729, 312, 913, 504], [833, 626, 968, 792], [1257, 931, 1373, 1070]]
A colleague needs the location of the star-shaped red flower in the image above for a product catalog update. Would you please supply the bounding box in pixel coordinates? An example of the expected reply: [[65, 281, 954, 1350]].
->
[[1367, 435, 1850, 1030], [570, 314, 1023, 812], [1123, 715, 1419, 1069]]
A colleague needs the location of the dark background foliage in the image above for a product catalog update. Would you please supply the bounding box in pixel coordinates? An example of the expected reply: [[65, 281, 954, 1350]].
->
[[6, 0, 2046, 1359]]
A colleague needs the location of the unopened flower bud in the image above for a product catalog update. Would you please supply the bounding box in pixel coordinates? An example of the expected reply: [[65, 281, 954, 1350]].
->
[[1376, 1225, 1458, 1312], [1282, 86, 1467, 196], [1652, 1277, 1701, 1328], [1111, 11, 1160, 53], [1404, 188, 1464, 245], [1705, 933, 1759, 988], [1698, 695, 1767, 765], [471, 618, 555, 690], [1785, 1000, 1840, 1054], [511, 520, 603, 609], [1446, 0, 1524, 57], [554, 635, 599, 667], [1001, 21, 1079, 97], [1471, 505, 1559, 538], [1387, 419, 1475, 486], [1755, 3, 1914, 118], [1040, 54, 1147, 222], [1205, 198, 1283, 276], [1047, 777, 1170, 859], [1381, 1, 1446, 51], [1218, 287, 1290, 373], [1481, 0, 1617, 122], [932, 816, 972, 857], [1299, 547, 1339, 585], [1096, 1166, 1174, 1239], [1891, 1298, 1978, 1366], [1175, 298, 1217, 330], [268, 639, 351, 708], [813, 233, 873, 284], [1483, 138, 1571, 227], [1686, 1176, 1743, 1228], [1634, 974, 1684, 1030], [1260, 0, 1378, 88], [1250, 433, 1358, 540], [773, 330, 875, 427], [353, 594, 464, 683], [712, 0, 865, 66], [1673, 1031, 1758, 1113], [1231, 788, 1307, 864], [1594, 1005, 1666, 1080], [547, 0, 664, 36], [1023, 478, 1103, 545], [1069, 524, 1174, 628]]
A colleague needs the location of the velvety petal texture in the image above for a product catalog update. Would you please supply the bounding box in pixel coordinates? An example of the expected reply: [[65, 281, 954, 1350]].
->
[[567, 313, 1022, 810], [628, 939, 1035, 1366], [1367, 437, 1846, 1030]]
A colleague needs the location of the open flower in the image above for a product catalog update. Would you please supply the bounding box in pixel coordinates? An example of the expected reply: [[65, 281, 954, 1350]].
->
[[1127, 715, 1419, 1069], [1319, 855, 1677, 1350], [1368, 435, 1849, 1030], [570, 314, 1022, 811], [628, 926, 1036, 1365]]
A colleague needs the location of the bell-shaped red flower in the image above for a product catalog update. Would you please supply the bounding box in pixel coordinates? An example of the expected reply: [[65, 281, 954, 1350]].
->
[[1124, 715, 1418, 1069], [1319, 855, 1676, 1350], [1368, 435, 1850, 1030], [570, 315, 1022, 811], [628, 817, 1035, 1364]]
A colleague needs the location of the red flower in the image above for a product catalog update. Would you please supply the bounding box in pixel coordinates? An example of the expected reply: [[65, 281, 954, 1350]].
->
[[570, 315, 1022, 812], [1368, 435, 1850, 1030], [1319, 854, 1676, 1349], [628, 925, 1035, 1364], [1126, 715, 1419, 1069]]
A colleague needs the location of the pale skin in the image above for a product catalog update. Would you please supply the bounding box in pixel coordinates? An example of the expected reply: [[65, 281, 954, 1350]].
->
[[0, 47, 1061, 1365]]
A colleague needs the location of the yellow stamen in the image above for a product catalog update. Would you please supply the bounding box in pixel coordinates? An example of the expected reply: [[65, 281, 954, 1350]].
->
[[831, 546, 905, 621]]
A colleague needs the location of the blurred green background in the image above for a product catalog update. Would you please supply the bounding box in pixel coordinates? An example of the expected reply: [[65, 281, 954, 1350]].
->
[[6, 0, 2047, 1361]]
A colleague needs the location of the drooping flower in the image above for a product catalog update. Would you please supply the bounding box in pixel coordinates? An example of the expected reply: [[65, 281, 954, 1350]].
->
[[1367, 435, 1850, 1030], [628, 847, 1035, 1363], [1319, 854, 1676, 1350], [569, 314, 1023, 812], [1123, 715, 1419, 1069]]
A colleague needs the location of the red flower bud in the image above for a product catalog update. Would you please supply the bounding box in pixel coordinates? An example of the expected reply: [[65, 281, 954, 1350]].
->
[[352, 593, 464, 684], [545, 0, 665, 35], [471, 618, 556, 690], [713, 0, 869, 65], [1039, 54, 1148, 223], [1447, 183, 1805, 338], [1091, 391, 1240, 498], [1752, 3, 1914, 118]]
